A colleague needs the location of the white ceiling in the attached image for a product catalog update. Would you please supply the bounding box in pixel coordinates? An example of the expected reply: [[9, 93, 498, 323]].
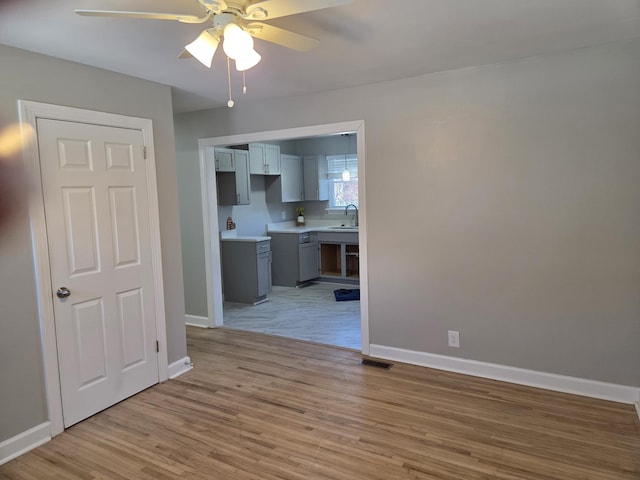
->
[[1, 0, 639, 113]]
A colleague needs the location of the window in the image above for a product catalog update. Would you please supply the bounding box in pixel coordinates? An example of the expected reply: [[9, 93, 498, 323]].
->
[[327, 154, 358, 207]]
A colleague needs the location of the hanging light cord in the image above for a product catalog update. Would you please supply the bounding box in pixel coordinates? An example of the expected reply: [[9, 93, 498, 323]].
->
[[227, 56, 234, 108]]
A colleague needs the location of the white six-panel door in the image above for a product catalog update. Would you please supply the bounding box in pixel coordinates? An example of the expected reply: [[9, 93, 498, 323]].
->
[[37, 118, 159, 427]]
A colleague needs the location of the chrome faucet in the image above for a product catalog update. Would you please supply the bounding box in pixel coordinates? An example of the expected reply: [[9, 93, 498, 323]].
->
[[345, 204, 359, 227]]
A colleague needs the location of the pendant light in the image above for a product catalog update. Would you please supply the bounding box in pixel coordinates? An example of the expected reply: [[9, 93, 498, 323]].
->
[[342, 161, 351, 181], [342, 134, 351, 181]]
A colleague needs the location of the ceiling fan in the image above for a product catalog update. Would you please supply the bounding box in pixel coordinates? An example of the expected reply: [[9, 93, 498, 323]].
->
[[75, 0, 351, 69]]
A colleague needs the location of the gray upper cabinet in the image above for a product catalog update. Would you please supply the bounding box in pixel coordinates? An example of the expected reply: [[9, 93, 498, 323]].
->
[[249, 143, 281, 175], [215, 147, 251, 205], [215, 148, 235, 172], [303, 155, 329, 201], [233, 150, 251, 204], [280, 154, 304, 202]]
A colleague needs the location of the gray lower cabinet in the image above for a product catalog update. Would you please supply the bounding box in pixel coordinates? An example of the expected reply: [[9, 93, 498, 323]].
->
[[270, 232, 319, 287], [221, 239, 271, 304], [316, 231, 359, 283], [299, 242, 319, 282], [256, 251, 272, 298]]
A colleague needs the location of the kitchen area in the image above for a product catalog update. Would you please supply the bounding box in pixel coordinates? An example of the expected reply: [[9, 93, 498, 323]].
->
[[213, 134, 361, 349]]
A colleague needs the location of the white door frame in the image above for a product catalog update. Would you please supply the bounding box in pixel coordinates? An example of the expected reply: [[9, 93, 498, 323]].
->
[[19, 100, 169, 437], [198, 120, 370, 355]]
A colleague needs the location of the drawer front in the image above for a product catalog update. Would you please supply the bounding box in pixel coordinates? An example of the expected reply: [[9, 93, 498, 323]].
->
[[298, 232, 311, 244], [315, 231, 358, 244], [256, 240, 271, 254]]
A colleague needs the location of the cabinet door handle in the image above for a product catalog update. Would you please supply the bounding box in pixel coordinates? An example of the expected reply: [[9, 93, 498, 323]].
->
[[215, 158, 219, 170], [237, 194, 240, 203]]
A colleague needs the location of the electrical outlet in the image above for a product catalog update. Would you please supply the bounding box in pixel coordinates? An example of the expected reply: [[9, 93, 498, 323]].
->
[[281, 211, 286, 220], [448, 330, 460, 348]]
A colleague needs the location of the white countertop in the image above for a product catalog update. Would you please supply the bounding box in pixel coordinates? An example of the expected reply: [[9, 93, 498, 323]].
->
[[267, 225, 317, 233], [220, 235, 271, 242], [218, 222, 358, 238], [266, 220, 358, 234], [220, 230, 270, 242]]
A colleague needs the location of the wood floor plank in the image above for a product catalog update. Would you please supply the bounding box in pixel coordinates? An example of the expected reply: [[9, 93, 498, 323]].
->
[[1, 327, 638, 479]]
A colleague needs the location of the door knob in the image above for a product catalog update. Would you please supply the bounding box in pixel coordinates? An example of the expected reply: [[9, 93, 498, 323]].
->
[[56, 287, 71, 299]]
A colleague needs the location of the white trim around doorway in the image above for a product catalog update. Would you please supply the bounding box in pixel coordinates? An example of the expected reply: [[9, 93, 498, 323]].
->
[[198, 121, 370, 355], [19, 100, 169, 437]]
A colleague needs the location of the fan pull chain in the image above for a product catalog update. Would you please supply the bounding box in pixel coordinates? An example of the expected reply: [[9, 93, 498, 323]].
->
[[227, 56, 234, 108], [243, 71, 247, 94]]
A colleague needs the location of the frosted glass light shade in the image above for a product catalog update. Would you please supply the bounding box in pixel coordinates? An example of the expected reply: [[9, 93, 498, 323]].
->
[[223, 23, 253, 60], [185, 30, 219, 68], [342, 169, 351, 181], [235, 48, 261, 71]]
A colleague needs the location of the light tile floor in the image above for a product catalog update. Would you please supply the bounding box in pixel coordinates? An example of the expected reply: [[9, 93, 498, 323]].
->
[[222, 282, 361, 349]]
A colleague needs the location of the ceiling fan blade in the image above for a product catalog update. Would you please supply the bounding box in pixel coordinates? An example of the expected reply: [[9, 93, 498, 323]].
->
[[198, 0, 228, 13], [246, 22, 318, 51], [75, 9, 211, 24], [244, 0, 351, 21]]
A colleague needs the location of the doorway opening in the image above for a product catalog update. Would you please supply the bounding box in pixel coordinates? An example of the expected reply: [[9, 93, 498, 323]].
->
[[198, 121, 369, 354]]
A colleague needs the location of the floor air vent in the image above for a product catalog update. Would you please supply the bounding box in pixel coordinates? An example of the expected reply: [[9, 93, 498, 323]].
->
[[361, 359, 392, 369]]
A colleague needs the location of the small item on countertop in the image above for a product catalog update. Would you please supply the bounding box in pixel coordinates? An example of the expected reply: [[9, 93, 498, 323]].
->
[[226, 217, 236, 230], [295, 206, 305, 226]]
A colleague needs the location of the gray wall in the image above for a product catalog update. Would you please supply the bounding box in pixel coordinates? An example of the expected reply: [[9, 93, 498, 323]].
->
[[175, 38, 640, 387], [0, 45, 187, 442]]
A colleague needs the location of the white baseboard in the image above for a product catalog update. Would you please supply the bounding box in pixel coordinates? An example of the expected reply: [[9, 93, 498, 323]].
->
[[185, 314, 210, 328], [168, 356, 193, 379], [369, 345, 640, 405], [0, 422, 50, 466]]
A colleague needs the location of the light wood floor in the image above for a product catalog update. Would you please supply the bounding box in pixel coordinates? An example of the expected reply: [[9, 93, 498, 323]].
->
[[2, 327, 639, 479], [223, 282, 361, 349]]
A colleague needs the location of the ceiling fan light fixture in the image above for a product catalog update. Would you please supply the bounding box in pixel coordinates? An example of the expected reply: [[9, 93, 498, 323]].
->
[[235, 48, 261, 71], [222, 23, 254, 60], [185, 29, 219, 68], [74, 0, 352, 106]]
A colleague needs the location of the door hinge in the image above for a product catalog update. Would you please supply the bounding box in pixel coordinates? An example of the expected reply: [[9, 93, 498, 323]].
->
[[143, 146, 147, 159], [156, 340, 159, 353]]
